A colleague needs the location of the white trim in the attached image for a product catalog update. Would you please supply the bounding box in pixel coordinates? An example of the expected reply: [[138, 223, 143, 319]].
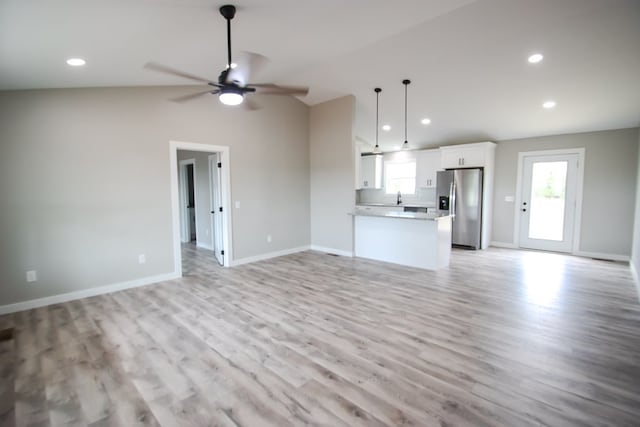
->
[[170, 141, 233, 271], [310, 245, 354, 257], [208, 153, 224, 266], [573, 251, 629, 262], [178, 158, 196, 243], [230, 246, 311, 266], [196, 241, 214, 251], [490, 241, 518, 249], [513, 148, 585, 253], [0, 272, 180, 315]]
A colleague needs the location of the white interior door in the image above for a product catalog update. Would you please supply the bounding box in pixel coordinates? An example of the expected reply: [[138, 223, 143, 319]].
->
[[518, 153, 579, 253], [209, 154, 224, 266]]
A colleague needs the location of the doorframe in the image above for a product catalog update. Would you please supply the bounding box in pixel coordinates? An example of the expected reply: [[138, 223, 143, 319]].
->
[[208, 153, 224, 266], [513, 148, 585, 254], [178, 158, 196, 243], [170, 141, 232, 274]]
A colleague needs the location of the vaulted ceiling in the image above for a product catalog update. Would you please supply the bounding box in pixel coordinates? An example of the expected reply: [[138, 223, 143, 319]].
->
[[1, 0, 639, 150]]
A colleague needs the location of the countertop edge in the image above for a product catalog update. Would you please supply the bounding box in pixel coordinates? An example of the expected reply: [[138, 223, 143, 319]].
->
[[349, 212, 451, 221]]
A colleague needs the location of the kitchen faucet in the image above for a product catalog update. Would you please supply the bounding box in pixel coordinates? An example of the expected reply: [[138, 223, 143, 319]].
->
[[397, 191, 402, 205]]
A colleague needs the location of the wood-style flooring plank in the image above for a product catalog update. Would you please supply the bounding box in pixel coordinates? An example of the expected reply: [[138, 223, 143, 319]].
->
[[1, 244, 639, 426]]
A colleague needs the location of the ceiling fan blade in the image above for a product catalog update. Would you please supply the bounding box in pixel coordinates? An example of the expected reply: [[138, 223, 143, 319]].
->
[[144, 62, 215, 85], [226, 51, 269, 87], [251, 84, 309, 96], [170, 89, 218, 103]]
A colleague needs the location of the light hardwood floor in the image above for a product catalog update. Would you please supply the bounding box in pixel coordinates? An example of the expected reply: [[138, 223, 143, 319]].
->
[[1, 245, 639, 426]]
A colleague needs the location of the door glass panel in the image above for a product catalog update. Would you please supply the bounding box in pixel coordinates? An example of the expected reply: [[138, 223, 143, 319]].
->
[[528, 161, 568, 241]]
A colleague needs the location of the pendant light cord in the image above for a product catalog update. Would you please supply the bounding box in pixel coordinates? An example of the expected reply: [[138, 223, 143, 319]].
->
[[403, 80, 410, 144], [374, 88, 381, 150], [376, 90, 379, 147]]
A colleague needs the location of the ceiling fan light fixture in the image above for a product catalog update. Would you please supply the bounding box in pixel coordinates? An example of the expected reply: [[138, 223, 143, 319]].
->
[[219, 88, 244, 106]]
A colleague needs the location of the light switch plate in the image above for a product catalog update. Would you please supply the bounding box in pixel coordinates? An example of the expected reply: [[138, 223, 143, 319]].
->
[[504, 196, 515, 202]]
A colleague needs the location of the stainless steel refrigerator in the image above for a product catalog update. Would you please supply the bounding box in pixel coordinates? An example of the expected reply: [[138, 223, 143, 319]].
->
[[436, 168, 483, 249]]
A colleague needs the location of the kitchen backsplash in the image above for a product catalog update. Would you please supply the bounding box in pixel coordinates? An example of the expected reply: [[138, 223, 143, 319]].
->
[[356, 187, 436, 207]]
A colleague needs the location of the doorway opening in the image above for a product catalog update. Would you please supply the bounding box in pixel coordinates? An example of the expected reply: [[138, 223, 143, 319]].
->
[[178, 159, 197, 243], [515, 148, 584, 254], [170, 141, 232, 276]]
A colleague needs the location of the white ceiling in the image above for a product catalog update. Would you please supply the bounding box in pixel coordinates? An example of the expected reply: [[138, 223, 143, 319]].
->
[[1, 0, 639, 150]]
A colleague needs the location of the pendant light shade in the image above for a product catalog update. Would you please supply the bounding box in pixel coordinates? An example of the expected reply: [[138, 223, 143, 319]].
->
[[373, 88, 382, 154], [401, 79, 410, 150]]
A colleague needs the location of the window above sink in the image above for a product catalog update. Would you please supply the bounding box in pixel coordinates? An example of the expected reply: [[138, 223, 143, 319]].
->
[[384, 159, 416, 195]]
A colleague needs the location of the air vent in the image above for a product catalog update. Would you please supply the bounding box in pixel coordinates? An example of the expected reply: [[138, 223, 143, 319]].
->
[[0, 328, 14, 342]]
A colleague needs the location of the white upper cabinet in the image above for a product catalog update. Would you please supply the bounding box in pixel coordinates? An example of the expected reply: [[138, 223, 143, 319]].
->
[[415, 149, 441, 188], [440, 143, 491, 169], [360, 155, 383, 189]]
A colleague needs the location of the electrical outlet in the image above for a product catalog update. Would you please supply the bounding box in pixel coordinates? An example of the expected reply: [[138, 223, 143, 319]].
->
[[267, 235, 272, 243], [26, 270, 37, 282], [138, 254, 146, 264]]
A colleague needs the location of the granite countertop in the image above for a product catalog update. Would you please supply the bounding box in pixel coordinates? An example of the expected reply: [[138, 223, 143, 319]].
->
[[350, 211, 451, 221]]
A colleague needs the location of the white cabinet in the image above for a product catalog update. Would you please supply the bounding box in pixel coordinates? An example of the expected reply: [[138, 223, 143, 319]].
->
[[415, 149, 441, 188], [440, 144, 487, 169], [360, 155, 382, 189]]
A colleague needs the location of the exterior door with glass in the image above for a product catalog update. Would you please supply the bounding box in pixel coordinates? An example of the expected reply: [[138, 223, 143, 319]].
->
[[518, 153, 579, 253]]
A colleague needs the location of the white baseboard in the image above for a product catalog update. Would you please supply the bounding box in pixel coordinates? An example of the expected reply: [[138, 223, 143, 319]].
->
[[196, 241, 214, 251], [0, 271, 180, 315], [310, 245, 354, 257], [490, 241, 518, 249], [573, 250, 629, 262], [230, 246, 311, 267]]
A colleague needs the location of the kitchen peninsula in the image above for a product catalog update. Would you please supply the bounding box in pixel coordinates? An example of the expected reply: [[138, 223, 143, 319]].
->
[[351, 209, 452, 270]]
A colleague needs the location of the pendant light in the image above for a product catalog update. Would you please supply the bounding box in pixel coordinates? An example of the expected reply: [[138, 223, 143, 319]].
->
[[401, 79, 410, 150], [373, 88, 383, 154]]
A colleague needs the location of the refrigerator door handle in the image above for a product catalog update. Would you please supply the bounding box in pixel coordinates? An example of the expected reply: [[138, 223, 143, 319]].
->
[[449, 181, 456, 219]]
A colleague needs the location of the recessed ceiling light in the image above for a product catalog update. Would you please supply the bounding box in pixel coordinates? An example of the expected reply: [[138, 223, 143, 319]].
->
[[528, 53, 544, 64], [382, 125, 391, 131], [421, 118, 431, 125], [543, 100, 556, 109], [66, 58, 86, 66]]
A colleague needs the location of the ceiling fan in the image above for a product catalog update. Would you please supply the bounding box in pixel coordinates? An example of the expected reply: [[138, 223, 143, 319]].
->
[[144, 4, 308, 110]]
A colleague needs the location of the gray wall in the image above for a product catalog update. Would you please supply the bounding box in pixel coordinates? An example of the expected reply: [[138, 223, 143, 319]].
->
[[309, 95, 356, 254], [0, 86, 310, 306], [177, 150, 213, 249], [631, 130, 640, 277], [492, 128, 639, 256]]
